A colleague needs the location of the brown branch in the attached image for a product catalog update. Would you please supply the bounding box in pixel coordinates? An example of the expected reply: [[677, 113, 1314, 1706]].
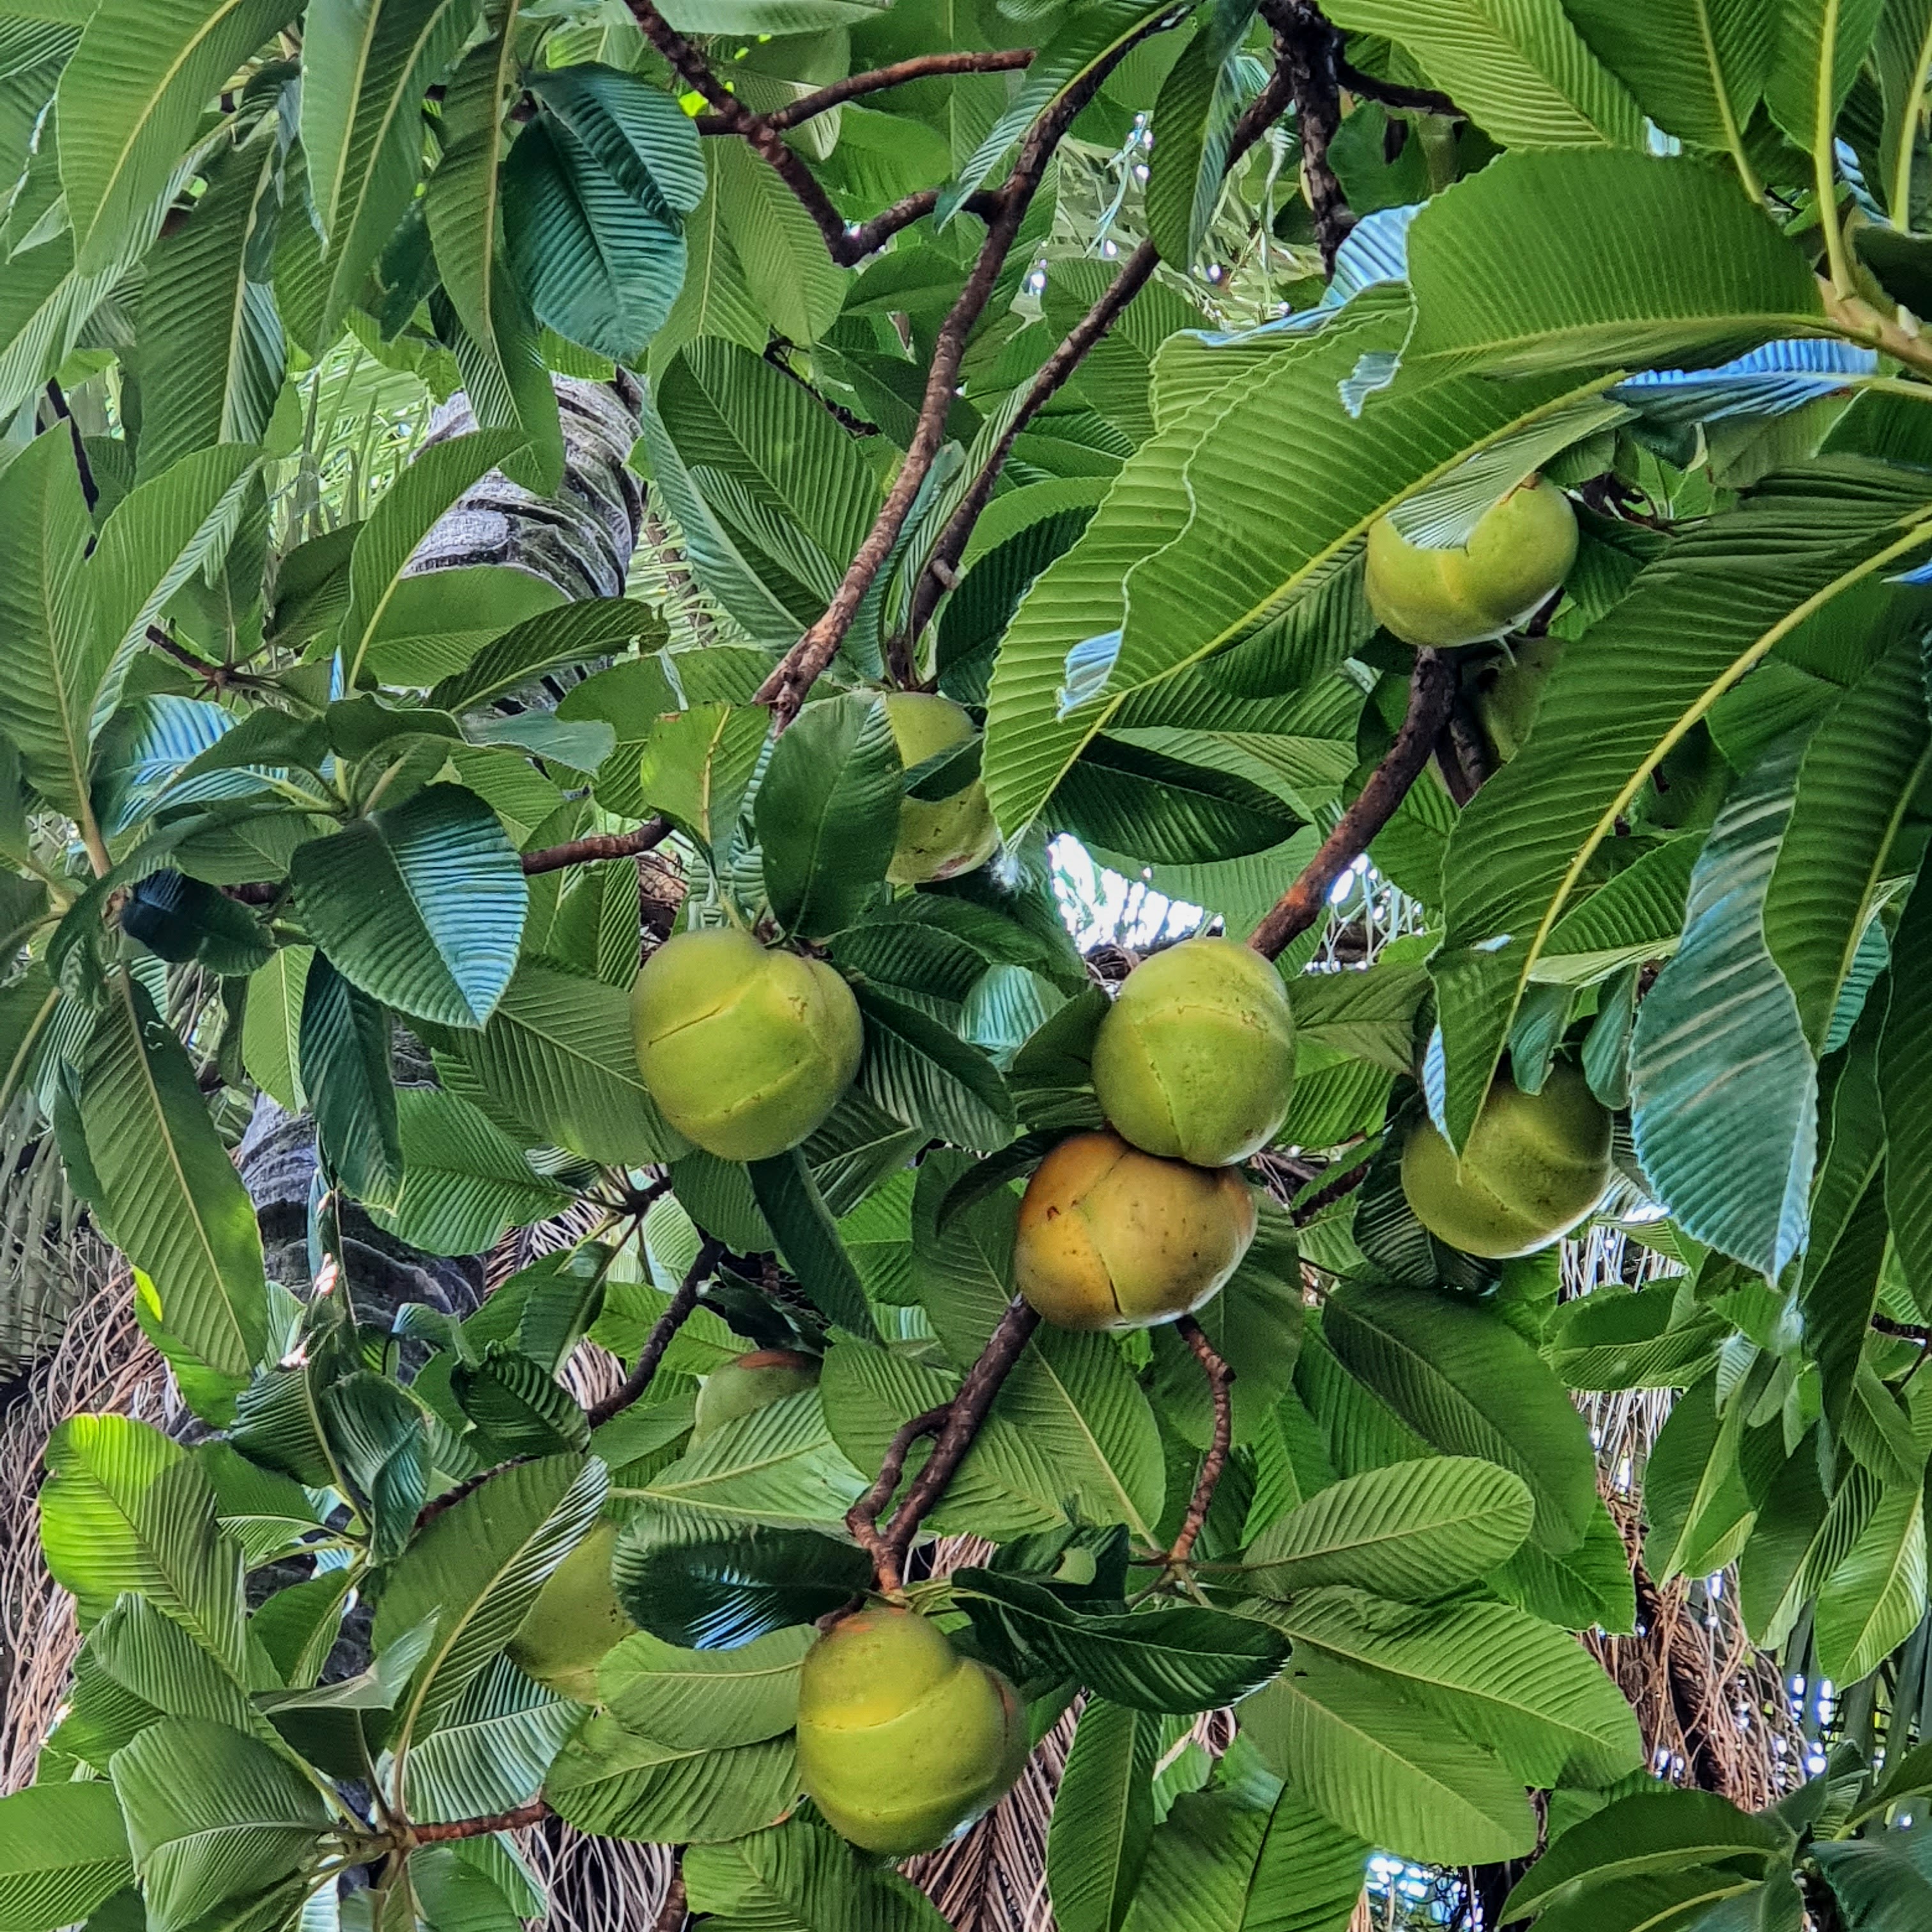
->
[[585, 1238, 723, 1427], [1248, 649, 1457, 958], [404, 1800, 549, 1844], [1873, 1314, 1932, 1342], [1335, 56, 1460, 119], [856, 1298, 1041, 1591], [754, 26, 1173, 728], [845, 1403, 951, 1585], [1289, 1153, 1375, 1227], [45, 379, 98, 514], [900, 65, 1293, 651], [522, 815, 671, 876], [1263, 0, 1354, 270], [1166, 1318, 1233, 1570], [698, 50, 1036, 133]]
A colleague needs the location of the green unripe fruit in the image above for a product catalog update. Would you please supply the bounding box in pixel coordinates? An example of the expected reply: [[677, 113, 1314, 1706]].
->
[[1015, 1130, 1257, 1331], [1366, 479, 1579, 648], [1091, 937, 1296, 1166], [797, 1606, 1028, 1855], [691, 1350, 820, 1443], [1400, 1064, 1613, 1259], [507, 1520, 635, 1702], [880, 692, 999, 885], [631, 928, 862, 1162]]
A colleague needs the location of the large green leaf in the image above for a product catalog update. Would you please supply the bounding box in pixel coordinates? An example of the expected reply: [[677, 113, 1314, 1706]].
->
[[684, 1819, 951, 1932], [1764, 624, 1929, 1050], [303, 0, 472, 335], [953, 1569, 1289, 1714], [109, 1719, 327, 1932], [502, 114, 687, 361], [1048, 1699, 1158, 1932], [57, 0, 301, 272], [453, 960, 687, 1164], [1883, 868, 1932, 1314], [1763, 0, 1885, 152], [38, 1414, 183, 1625], [1814, 1826, 1932, 1928], [291, 784, 527, 1029], [0, 433, 97, 819], [376, 1453, 607, 1741], [133, 126, 284, 479], [1629, 736, 1815, 1278], [757, 692, 900, 940], [1268, 1585, 1643, 1788], [544, 1717, 797, 1843], [0, 1782, 132, 1932], [1436, 463, 1932, 1148], [1324, 0, 1644, 146], [1399, 150, 1827, 381], [1118, 1785, 1368, 1932], [855, 981, 1018, 1149], [631, 1391, 866, 1531], [337, 431, 526, 684], [1502, 1788, 1789, 1920], [745, 1149, 879, 1338], [369, 1086, 570, 1254], [1318, 1282, 1597, 1551], [1814, 1480, 1929, 1684], [298, 951, 403, 1212], [401, 1655, 580, 1824], [1238, 1655, 1537, 1866], [1051, 734, 1302, 864], [80, 973, 268, 1381], [1242, 1456, 1534, 1601], [599, 1623, 811, 1749]]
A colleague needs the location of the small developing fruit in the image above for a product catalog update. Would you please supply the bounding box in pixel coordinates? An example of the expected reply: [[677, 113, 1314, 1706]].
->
[[1091, 937, 1296, 1166], [1014, 1130, 1257, 1331], [1400, 1063, 1613, 1259], [1471, 634, 1563, 766], [1365, 477, 1579, 648], [796, 1606, 1029, 1855], [631, 927, 862, 1162], [507, 1519, 636, 1703], [880, 692, 1000, 885], [691, 1350, 820, 1443]]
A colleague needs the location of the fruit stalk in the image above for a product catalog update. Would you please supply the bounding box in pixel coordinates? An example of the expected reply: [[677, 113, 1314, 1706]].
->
[[1248, 648, 1457, 958], [1165, 1317, 1234, 1572], [852, 1298, 1042, 1591], [586, 1236, 724, 1427]]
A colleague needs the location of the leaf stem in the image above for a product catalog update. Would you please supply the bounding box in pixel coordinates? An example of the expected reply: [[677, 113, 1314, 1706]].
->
[[1814, 0, 1856, 297]]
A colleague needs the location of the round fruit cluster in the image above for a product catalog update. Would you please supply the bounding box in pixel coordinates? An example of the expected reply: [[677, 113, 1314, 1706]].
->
[[1014, 937, 1294, 1330]]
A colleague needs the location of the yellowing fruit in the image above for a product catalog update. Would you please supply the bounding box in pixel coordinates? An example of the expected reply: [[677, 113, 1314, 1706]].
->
[[691, 1350, 820, 1443], [1014, 1130, 1256, 1331], [1400, 1064, 1613, 1259], [1366, 479, 1578, 648], [631, 928, 861, 1162], [507, 1520, 635, 1702], [1091, 937, 1296, 1166], [880, 692, 999, 886], [797, 1606, 1028, 1855]]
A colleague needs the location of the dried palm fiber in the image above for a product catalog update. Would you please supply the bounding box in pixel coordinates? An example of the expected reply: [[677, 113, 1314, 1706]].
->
[[0, 1096, 90, 1373], [0, 1240, 172, 1792]]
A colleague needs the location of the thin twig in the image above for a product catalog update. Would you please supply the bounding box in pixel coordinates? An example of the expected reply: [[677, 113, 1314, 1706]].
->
[[1248, 649, 1457, 958], [754, 27, 1172, 728], [629, 3, 1000, 264], [699, 49, 1036, 133], [1289, 1153, 1375, 1227], [900, 65, 1294, 651], [1335, 57, 1460, 119], [522, 815, 671, 876], [1166, 1318, 1233, 1572], [404, 1800, 549, 1844], [845, 1404, 951, 1582], [860, 1299, 1041, 1591], [586, 1238, 723, 1427], [45, 380, 97, 514]]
